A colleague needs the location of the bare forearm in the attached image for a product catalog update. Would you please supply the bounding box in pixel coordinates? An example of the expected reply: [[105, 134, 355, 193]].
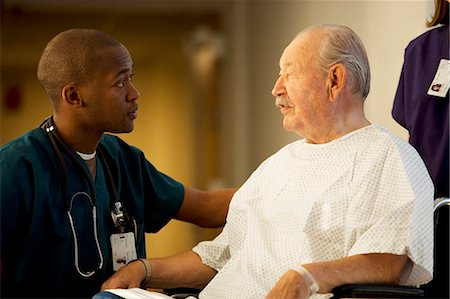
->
[[304, 253, 410, 294], [146, 251, 217, 289], [101, 251, 216, 291], [176, 187, 237, 227], [267, 253, 410, 299]]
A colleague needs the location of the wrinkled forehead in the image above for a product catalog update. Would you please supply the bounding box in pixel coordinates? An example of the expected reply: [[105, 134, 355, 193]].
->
[[279, 32, 320, 70]]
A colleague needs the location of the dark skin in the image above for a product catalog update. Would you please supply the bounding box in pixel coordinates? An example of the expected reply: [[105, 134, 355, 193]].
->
[[52, 43, 235, 228], [0, 29, 235, 299]]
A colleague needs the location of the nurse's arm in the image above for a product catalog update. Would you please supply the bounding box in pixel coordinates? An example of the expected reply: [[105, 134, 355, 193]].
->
[[101, 250, 215, 290], [175, 186, 236, 227]]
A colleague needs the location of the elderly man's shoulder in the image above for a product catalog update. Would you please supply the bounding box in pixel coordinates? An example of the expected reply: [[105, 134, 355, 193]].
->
[[368, 125, 419, 153], [360, 125, 428, 170]]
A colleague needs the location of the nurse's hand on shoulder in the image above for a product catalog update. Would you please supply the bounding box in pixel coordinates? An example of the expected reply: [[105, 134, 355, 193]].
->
[[265, 270, 310, 299], [101, 260, 146, 291]]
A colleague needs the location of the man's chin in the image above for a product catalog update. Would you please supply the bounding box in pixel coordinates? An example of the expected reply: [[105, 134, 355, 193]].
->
[[282, 120, 294, 132], [282, 121, 304, 137], [109, 126, 134, 134]]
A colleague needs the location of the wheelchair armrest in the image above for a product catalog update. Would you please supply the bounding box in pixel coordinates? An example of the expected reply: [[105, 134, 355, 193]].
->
[[331, 284, 425, 298]]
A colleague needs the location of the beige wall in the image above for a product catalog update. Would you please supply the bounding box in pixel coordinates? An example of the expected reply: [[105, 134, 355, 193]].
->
[[1, 70, 53, 140], [242, 0, 431, 169]]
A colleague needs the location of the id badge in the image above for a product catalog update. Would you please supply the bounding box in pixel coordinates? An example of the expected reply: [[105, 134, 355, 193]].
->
[[110, 232, 137, 271], [427, 59, 450, 98]]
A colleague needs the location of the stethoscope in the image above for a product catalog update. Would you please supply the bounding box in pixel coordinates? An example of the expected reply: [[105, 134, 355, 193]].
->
[[41, 117, 136, 278]]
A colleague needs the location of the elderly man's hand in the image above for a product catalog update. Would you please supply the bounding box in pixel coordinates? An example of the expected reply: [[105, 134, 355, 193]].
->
[[265, 270, 311, 299], [101, 260, 146, 291]]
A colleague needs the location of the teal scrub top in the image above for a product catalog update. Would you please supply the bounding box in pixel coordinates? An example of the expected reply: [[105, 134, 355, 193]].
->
[[0, 127, 184, 298]]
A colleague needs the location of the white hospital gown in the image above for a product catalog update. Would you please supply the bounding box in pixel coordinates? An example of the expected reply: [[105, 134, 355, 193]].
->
[[193, 125, 434, 299]]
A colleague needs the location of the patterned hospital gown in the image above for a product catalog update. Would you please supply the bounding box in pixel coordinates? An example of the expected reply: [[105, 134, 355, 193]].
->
[[193, 125, 434, 299]]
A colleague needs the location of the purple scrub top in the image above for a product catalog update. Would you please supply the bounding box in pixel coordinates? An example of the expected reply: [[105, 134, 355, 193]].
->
[[392, 25, 449, 198]]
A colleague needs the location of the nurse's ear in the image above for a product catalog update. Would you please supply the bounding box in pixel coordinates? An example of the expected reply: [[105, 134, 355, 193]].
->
[[61, 84, 82, 107]]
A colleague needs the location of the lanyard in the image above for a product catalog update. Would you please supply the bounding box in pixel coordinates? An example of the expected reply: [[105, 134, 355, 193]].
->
[[40, 117, 135, 277]]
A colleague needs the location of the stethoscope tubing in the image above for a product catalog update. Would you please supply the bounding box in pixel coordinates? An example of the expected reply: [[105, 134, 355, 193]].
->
[[42, 117, 137, 278]]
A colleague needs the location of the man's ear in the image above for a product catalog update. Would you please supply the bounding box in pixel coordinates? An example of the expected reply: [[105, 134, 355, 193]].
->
[[61, 84, 82, 107], [326, 64, 346, 102]]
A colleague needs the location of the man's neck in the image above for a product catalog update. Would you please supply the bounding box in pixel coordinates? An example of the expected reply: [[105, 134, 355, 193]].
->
[[306, 102, 370, 144], [52, 114, 101, 153]]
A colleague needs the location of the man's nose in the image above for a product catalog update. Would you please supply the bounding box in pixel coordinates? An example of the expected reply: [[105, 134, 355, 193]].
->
[[128, 82, 140, 101], [271, 76, 284, 97]]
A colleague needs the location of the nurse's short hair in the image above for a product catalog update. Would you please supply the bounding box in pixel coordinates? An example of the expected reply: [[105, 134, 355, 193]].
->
[[37, 28, 121, 105], [303, 24, 371, 100]]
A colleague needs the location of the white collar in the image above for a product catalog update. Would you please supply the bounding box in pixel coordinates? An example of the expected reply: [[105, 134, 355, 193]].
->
[[76, 150, 96, 161]]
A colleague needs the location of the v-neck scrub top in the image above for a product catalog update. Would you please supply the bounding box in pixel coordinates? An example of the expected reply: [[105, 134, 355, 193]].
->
[[0, 127, 184, 298]]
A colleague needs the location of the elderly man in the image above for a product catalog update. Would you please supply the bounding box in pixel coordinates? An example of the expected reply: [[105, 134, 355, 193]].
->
[[100, 24, 433, 299]]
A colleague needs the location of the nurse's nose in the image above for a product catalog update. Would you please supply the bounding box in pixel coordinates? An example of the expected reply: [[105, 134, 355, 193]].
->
[[127, 81, 140, 102]]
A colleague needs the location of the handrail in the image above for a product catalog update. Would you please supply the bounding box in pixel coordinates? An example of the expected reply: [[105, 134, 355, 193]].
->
[[434, 197, 450, 212]]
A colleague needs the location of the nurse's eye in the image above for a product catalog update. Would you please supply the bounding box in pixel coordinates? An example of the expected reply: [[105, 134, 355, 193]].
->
[[115, 74, 134, 88], [115, 79, 126, 88]]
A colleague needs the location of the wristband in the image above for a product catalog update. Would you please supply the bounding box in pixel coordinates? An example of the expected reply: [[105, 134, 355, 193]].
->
[[290, 264, 319, 295], [128, 258, 152, 287]]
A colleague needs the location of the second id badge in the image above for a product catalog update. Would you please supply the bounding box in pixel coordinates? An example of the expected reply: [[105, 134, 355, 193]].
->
[[111, 232, 137, 271], [427, 59, 450, 98]]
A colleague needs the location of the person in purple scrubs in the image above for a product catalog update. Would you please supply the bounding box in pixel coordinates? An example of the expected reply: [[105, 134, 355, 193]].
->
[[393, 2, 449, 297], [392, 0, 449, 199]]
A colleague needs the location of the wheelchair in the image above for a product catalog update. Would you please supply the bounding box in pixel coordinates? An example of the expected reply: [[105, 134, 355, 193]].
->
[[331, 197, 449, 299]]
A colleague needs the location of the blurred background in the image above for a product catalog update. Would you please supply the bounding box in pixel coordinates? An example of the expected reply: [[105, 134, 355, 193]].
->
[[0, 0, 433, 258]]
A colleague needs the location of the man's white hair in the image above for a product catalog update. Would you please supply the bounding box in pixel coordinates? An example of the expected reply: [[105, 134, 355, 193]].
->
[[300, 24, 371, 100]]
